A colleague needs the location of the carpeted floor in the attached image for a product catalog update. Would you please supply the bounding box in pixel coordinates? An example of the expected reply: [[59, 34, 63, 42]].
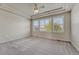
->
[[0, 37, 78, 55]]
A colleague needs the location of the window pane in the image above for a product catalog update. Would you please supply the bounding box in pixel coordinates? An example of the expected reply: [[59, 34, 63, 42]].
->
[[40, 18, 52, 32], [40, 19, 46, 31], [45, 19, 52, 32], [32, 20, 39, 32], [53, 15, 64, 32], [40, 19, 45, 26]]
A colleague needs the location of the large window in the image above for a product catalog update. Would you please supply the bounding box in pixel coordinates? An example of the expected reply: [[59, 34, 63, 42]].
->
[[53, 15, 64, 32], [32, 15, 64, 33]]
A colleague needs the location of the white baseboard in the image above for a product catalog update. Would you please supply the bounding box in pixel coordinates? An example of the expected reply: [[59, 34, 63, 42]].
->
[[0, 33, 30, 44], [71, 40, 79, 52]]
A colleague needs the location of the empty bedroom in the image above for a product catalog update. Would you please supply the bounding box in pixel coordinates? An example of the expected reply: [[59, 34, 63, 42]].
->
[[0, 3, 79, 55]]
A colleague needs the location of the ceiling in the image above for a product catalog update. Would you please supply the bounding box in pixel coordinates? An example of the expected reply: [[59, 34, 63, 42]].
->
[[0, 3, 75, 19]]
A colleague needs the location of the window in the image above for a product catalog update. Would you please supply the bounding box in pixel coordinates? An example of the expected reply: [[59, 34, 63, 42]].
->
[[32, 15, 64, 33], [44, 19, 52, 32], [53, 15, 64, 32], [32, 20, 39, 32], [40, 18, 52, 32], [40, 19, 45, 31]]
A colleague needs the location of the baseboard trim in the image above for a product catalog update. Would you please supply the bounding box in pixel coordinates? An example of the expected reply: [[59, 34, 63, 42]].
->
[[71, 40, 79, 52], [0, 35, 30, 45], [31, 35, 70, 43]]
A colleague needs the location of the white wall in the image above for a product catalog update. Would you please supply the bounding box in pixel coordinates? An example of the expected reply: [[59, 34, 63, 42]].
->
[[71, 4, 79, 51], [0, 9, 30, 43]]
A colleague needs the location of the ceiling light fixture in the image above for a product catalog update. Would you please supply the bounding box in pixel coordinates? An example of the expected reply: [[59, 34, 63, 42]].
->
[[33, 3, 39, 14]]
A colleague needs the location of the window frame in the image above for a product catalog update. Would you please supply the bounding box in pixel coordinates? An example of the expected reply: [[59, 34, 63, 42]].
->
[[52, 15, 65, 33]]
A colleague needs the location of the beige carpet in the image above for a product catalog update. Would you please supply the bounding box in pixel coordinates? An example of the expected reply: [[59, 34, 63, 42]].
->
[[0, 37, 78, 55]]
